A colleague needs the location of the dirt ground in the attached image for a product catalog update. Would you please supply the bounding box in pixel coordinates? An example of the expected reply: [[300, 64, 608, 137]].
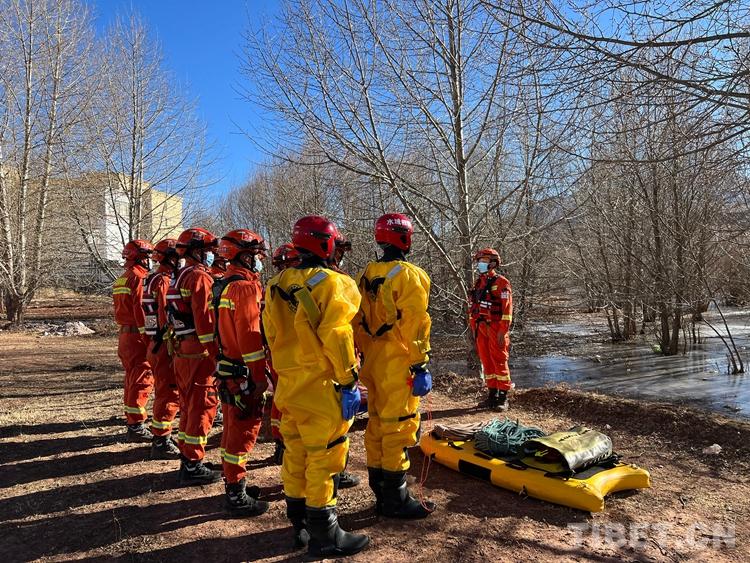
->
[[1, 297, 748, 562]]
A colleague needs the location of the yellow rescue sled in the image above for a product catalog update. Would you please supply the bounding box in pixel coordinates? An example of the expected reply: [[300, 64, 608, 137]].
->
[[420, 433, 650, 512]]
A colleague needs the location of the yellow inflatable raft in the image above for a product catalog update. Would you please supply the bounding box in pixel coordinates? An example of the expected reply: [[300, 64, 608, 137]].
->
[[421, 433, 650, 512]]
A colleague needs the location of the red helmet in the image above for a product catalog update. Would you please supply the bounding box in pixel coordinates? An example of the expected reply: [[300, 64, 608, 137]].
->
[[152, 238, 178, 263], [218, 229, 267, 261], [473, 248, 500, 264], [375, 213, 413, 251], [272, 243, 301, 270], [176, 227, 217, 256], [122, 239, 153, 262], [292, 215, 338, 259]]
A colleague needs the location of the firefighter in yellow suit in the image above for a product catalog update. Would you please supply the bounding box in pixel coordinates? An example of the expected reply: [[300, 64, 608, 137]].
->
[[263, 215, 370, 558], [355, 213, 436, 519]]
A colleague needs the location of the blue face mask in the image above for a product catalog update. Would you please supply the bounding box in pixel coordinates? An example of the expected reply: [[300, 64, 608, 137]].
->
[[203, 251, 215, 267], [476, 262, 489, 274]]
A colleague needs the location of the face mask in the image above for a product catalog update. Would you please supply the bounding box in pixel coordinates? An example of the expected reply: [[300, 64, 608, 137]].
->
[[338, 257, 345, 269], [146, 259, 154, 271], [203, 251, 215, 267], [476, 262, 489, 274], [252, 255, 263, 273], [177, 258, 186, 269]]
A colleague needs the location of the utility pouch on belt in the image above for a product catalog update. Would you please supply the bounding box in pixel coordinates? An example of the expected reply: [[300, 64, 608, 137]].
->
[[215, 354, 249, 380], [521, 426, 613, 475]]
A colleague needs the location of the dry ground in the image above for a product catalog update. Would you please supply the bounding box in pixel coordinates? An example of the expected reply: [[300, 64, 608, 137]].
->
[[0, 297, 748, 562]]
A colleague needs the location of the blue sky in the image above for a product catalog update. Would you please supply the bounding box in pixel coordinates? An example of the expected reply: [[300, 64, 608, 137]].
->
[[89, 0, 279, 198]]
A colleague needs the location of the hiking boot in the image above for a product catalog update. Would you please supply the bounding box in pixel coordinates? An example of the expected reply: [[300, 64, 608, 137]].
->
[[367, 467, 384, 513], [494, 390, 509, 411], [126, 423, 153, 443], [485, 388, 499, 409], [337, 471, 360, 489], [273, 440, 284, 465], [213, 404, 223, 427], [306, 506, 370, 557], [380, 470, 435, 519], [225, 478, 269, 517], [151, 435, 180, 460], [286, 496, 310, 548], [178, 457, 222, 486]]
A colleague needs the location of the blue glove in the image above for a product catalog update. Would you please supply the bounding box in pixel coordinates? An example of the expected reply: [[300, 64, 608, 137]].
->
[[411, 365, 432, 397], [341, 384, 361, 420]]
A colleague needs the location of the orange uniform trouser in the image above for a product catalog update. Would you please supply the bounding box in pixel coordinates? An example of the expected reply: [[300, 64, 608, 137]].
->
[[147, 341, 179, 437], [220, 401, 263, 483], [173, 338, 218, 461], [475, 321, 512, 391], [118, 330, 154, 425]]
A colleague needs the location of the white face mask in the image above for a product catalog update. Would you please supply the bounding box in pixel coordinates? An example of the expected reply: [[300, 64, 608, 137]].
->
[[177, 258, 186, 269], [476, 262, 489, 274], [203, 251, 215, 267], [147, 259, 154, 271], [253, 255, 263, 273]]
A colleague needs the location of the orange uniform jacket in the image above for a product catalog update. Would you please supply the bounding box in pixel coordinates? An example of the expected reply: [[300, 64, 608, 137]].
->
[[113, 265, 149, 330], [469, 273, 513, 332], [179, 265, 216, 347], [149, 265, 171, 330], [217, 265, 266, 385]]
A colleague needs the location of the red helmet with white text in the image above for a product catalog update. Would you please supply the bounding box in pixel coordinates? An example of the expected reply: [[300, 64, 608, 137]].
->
[[375, 213, 413, 251]]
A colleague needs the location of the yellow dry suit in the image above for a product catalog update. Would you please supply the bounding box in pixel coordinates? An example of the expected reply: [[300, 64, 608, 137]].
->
[[354, 260, 431, 472], [263, 266, 361, 508]]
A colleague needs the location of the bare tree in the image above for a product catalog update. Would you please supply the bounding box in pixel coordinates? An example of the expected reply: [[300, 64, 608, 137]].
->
[[0, 0, 94, 323]]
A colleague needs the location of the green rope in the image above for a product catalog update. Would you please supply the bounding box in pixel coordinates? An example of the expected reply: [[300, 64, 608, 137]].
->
[[474, 418, 546, 457]]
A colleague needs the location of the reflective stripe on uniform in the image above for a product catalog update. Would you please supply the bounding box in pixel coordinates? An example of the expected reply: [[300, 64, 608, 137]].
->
[[124, 405, 147, 414], [180, 288, 192, 297], [151, 419, 173, 430], [197, 333, 214, 343], [222, 450, 249, 465], [501, 315, 512, 321], [112, 287, 131, 295], [485, 373, 511, 381], [138, 326, 146, 334], [177, 431, 186, 442], [218, 297, 234, 310], [182, 433, 208, 445], [242, 350, 265, 363]]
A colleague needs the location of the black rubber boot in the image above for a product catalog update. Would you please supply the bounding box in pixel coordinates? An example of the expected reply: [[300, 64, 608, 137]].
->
[[273, 440, 284, 465], [495, 390, 509, 411], [178, 456, 222, 486], [380, 470, 435, 519], [486, 388, 499, 409], [225, 478, 269, 517], [151, 435, 181, 459], [306, 506, 370, 558], [285, 496, 310, 548], [337, 471, 360, 489], [126, 423, 153, 443], [367, 467, 384, 513]]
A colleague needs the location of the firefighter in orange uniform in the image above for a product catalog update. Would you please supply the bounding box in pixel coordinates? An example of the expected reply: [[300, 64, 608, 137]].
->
[[113, 239, 155, 443], [213, 229, 270, 516], [469, 248, 513, 410], [168, 227, 221, 485], [142, 238, 181, 459]]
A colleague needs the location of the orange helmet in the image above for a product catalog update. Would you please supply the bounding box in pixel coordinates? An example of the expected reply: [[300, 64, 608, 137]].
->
[[218, 229, 266, 261], [176, 227, 217, 256], [292, 215, 338, 259], [152, 238, 178, 263], [272, 243, 301, 271], [375, 213, 413, 251], [473, 248, 500, 264], [122, 239, 153, 262]]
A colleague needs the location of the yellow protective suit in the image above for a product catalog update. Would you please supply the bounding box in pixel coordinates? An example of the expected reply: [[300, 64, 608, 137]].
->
[[354, 260, 431, 472], [263, 267, 361, 508]]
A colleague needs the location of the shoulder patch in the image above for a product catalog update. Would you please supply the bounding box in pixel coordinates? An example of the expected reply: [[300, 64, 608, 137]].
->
[[307, 270, 328, 288]]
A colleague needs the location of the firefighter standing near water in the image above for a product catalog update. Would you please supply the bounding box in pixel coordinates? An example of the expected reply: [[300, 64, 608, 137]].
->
[[113, 239, 155, 443], [168, 227, 221, 485], [264, 216, 370, 557], [213, 229, 270, 516], [142, 238, 181, 459], [469, 248, 513, 410], [355, 213, 436, 519]]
